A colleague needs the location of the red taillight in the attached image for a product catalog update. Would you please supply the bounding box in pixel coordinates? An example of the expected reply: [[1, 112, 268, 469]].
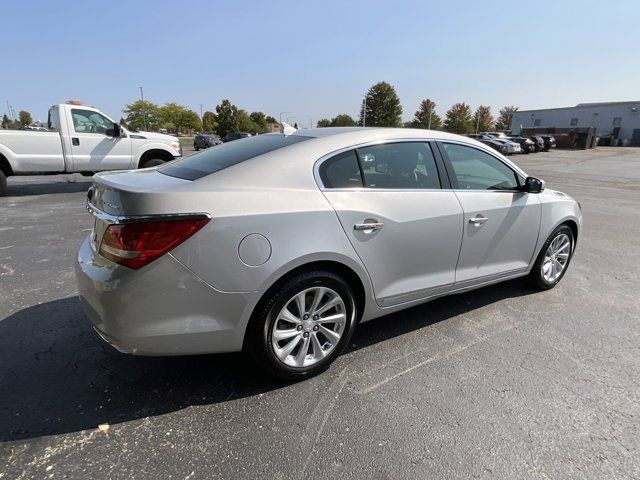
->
[[99, 216, 209, 269]]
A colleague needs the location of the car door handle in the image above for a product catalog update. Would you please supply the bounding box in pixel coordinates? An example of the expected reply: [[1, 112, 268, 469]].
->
[[354, 222, 384, 232], [469, 215, 489, 227], [72, 137, 80, 146]]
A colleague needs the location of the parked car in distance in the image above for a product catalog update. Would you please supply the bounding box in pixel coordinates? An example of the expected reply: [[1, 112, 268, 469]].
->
[[491, 138, 522, 155], [0, 103, 182, 196], [529, 136, 545, 152], [222, 132, 251, 143], [480, 139, 508, 155], [540, 135, 556, 151], [194, 134, 222, 150], [76, 127, 582, 380], [508, 136, 536, 154], [483, 132, 510, 140]]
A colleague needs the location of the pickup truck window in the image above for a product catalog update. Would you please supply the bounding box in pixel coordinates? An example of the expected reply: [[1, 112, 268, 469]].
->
[[71, 109, 113, 135]]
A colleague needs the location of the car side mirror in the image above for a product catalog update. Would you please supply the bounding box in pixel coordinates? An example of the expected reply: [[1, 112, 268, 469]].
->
[[105, 123, 121, 137], [524, 176, 545, 193]]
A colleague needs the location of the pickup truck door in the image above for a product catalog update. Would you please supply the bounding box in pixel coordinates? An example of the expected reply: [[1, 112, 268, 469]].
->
[[66, 108, 132, 171]]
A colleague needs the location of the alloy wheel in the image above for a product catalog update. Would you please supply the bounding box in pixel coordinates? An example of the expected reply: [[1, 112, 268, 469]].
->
[[542, 233, 571, 283], [271, 287, 346, 367]]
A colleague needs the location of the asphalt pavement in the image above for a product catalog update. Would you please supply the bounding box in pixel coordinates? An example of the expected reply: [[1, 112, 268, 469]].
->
[[1, 147, 639, 479]]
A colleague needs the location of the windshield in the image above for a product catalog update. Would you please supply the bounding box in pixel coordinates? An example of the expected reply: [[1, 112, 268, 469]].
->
[[160, 134, 312, 180]]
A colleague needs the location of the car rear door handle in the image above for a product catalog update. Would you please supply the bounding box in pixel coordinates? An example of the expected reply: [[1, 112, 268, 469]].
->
[[469, 215, 489, 227], [354, 222, 384, 232]]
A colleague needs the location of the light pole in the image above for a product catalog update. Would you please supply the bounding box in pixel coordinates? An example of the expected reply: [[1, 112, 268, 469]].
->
[[200, 104, 204, 118], [428, 107, 433, 130], [362, 96, 367, 127], [475, 114, 480, 134], [279, 112, 290, 125], [138, 86, 148, 131]]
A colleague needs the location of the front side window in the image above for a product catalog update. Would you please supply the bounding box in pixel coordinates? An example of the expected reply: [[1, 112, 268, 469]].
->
[[356, 142, 441, 189], [442, 143, 519, 191], [71, 109, 113, 134]]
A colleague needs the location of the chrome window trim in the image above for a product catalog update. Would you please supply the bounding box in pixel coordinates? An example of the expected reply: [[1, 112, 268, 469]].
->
[[86, 201, 212, 224], [313, 137, 528, 191]]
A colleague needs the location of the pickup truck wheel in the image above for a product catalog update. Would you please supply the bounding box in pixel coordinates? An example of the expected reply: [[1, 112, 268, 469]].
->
[[142, 158, 165, 168], [0, 170, 6, 196]]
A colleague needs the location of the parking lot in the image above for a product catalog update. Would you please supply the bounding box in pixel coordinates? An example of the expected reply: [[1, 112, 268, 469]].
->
[[1, 147, 639, 479]]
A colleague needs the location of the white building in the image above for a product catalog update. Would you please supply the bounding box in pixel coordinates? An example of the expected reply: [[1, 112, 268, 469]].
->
[[510, 101, 640, 146]]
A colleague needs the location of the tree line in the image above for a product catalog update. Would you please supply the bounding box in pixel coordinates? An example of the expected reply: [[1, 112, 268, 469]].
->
[[122, 99, 277, 136], [1, 110, 34, 129], [316, 81, 518, 133]]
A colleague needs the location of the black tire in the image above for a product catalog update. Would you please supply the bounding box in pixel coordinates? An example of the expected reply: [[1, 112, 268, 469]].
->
[[0, 170, 6, 197], [246, 270, 358, 380], [529, 224, 574, 290], [194, 145, 199, 151], [141, 158, 165, 168]]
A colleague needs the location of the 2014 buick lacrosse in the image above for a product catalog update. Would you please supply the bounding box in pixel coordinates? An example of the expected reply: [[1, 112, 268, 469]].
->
[[75, 128, 582, 379]]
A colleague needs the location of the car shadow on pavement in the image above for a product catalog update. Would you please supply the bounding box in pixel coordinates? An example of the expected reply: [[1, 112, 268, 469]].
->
[[0, 279, 534, 442], [3, 180, 92, 197]]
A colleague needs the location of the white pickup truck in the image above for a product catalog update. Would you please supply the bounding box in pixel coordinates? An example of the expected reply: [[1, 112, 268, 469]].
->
[[0, 103, 182, 195]]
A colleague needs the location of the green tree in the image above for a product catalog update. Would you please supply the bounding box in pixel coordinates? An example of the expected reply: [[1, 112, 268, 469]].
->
[[158, 103, 200, 134], [408, 99, 441, 130], [202, 111, 217, 133], [18, 110, 33, 126], [330, 114, 357, 127], [472, 105, 494, 133], [316, 118, 331, 127], [215, 99, 238, 136], [443, 102, 473, 133], [237, 109, 258, 134], [359, 81, 403, 127], [495, 105, 519, 131], [249, 111, 269, 133], [123, 100, 160, 131], [1, 114, 10, 129], [265, 115, 277, 124]]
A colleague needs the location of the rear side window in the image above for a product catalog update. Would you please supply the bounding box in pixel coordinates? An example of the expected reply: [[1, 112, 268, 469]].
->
[[319, 151, 363, 188], [160, 134, 311, 180], [357, 142, 441, 189]]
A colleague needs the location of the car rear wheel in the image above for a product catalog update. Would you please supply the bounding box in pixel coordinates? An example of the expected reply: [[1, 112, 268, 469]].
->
[[529, 225, 574, 290], [194, 145, 199, 151], [246, 270, 357, 380]]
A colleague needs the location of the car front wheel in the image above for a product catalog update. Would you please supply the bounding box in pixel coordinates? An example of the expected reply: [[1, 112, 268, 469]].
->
[[529, 225, 574, 290], [246, 270, 357, 380]]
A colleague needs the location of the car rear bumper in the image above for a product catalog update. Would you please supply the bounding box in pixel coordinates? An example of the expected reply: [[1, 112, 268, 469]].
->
[[75, 236, 259, 355]]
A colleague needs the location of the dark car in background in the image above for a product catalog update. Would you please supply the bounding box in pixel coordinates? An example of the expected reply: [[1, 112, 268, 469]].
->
[[480, 139, 508, 155], [194, 134, 222, 151], [508, 136, 536, 154], [540, 135, 556, 151], [529, 136, 545, 152], [222, 132, 251, 143]]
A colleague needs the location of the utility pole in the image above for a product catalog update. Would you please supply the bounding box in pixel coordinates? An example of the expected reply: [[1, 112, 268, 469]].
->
[[139, 86, 148, 131], [200, 104, 204, 118], [362, 96, 367, 127], [475, 113, 480, 134], [5, 101, 12, 120], [279, 112, 290, 125]]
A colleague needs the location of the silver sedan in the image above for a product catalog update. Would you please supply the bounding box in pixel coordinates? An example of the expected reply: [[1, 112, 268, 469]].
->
[[75, 128, 582, 379]]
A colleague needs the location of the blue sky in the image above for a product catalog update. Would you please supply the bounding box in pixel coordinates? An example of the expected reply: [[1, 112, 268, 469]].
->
[[1, 0, 638, 124]]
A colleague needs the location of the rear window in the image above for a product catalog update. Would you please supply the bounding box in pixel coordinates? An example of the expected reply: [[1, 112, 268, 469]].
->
[[160, 134, 312, 180]]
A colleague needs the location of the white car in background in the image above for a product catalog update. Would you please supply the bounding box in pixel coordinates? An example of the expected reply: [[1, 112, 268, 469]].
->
[[490, 138, 522, 155]]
